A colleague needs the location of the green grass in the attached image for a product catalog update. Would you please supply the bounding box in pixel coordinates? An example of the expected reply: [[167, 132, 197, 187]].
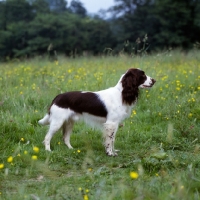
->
[[0, 51, 200, 200]]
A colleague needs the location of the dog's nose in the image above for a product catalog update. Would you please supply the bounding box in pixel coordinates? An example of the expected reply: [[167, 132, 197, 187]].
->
[[151, 79, 156, 84]]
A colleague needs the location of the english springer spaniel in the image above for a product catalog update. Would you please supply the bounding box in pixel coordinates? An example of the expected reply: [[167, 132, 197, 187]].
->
[[39, 68, 156, 156]]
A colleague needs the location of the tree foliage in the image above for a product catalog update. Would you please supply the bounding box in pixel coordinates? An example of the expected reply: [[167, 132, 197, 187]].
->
[[0, 0, 199, 60], [69, 0, 87, 17], [110, 0, 200, 50]]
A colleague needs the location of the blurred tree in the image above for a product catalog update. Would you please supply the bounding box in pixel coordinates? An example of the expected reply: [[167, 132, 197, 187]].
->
[[69, 0, 87, 17], [20, 13, 88, 57], [28, 0, 67, 12], [0, 0, 34, 59], [0, 1, 7, 30], [0, 0, 34, 30], [110, 0, 154, 53], [110, 0, 200, 50], [0, 0, 200, 60], [152, 0, 200, 48], [47, 0, 67, 12], [85, 19, 116, 55], [31, 0, 50, 13]]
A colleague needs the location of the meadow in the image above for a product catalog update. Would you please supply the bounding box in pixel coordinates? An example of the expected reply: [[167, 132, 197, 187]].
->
[[0, 51, 200, 200]]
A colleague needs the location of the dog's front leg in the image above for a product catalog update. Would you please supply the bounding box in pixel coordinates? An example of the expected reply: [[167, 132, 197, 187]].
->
[[103, 122, 118, 156]]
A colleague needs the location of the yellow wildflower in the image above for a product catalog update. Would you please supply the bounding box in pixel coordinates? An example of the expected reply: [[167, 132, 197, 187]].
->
[[33, 146, 39, 153], [24, 151, 28, 155], [132, 110, 136, 115], [31, 155, 38, 160], [0, 164, 4, 169], [130, 171, 139, 179], [77, 150, 81, 153], [83, 195, 89, 200], [7, 156, 13, 163]]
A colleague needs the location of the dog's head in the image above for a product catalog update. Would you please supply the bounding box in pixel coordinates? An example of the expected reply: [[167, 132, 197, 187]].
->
[[121, 68, 156, 104]]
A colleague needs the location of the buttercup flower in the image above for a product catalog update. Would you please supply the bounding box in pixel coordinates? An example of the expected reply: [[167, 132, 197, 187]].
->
[[88, 168, 92, 172], [32, 155, 38, 160], [7, 156, 13, 163], [130, 171, 139, 179], [83, 195, 89, 200], [0, 163, 4, 169], [24, 150, 28, 155], [33, 146, 39, 153]]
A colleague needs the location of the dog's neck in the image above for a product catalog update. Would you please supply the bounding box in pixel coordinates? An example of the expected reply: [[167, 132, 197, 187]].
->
[[114, 74, 124, 92]]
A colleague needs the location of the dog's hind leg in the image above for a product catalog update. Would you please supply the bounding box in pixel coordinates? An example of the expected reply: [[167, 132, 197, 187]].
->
[[38, 114, 50, 125], [43, 120, 64, 151], [63, 120, 74, 149]]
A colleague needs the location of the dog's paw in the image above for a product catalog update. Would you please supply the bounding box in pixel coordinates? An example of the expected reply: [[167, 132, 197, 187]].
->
[[45, 148, 52, 152], [106, 151, 118, 156]]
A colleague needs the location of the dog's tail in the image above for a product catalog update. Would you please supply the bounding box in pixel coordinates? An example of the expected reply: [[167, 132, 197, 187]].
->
[[38, 114, 50, 125]]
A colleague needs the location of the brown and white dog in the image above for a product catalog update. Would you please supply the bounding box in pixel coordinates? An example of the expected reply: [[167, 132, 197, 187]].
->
[[39, 68, 156, 156]]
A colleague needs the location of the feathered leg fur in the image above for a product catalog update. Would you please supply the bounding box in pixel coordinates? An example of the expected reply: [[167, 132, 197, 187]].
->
[[103, 122, 119, 156]]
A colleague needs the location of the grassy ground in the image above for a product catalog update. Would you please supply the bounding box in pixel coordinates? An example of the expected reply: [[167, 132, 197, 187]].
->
[[0, 51, 200, 200]]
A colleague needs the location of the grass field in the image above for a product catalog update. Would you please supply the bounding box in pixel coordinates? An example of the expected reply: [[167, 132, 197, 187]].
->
[[0, 51, 200, 200]]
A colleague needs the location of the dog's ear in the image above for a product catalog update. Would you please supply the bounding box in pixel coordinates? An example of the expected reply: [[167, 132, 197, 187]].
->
[[121, 69, 139, 105]]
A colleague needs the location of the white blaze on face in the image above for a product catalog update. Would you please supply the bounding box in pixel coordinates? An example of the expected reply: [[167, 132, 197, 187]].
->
[[139, 76, 154, 88]]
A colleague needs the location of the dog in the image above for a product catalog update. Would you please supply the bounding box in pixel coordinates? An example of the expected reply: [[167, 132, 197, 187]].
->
[[39, 68, 156, 156]]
